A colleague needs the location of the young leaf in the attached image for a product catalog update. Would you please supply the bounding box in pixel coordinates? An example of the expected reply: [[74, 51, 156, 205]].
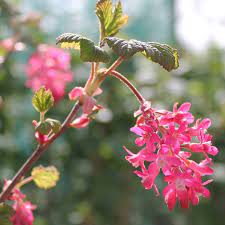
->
[[32, 87, 54, 113], [96, 0, 128, 39], [56, 33, 110, 63], [31, 166, 60, 189], [46, 118, 62, 134], [35, 121, 52, 135], [105, 37, 179, 71], [0, 204, 13, 225]]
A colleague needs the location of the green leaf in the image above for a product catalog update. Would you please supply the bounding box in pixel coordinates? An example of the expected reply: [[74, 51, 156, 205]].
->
[[0, 204, 13, 225], [56, 33, 110, 63], [35, 121, 52, 135], [143, 42, 179, 71], [46, 118, 62, 134], [31, 166, 60, 189], [96, 0, 128, 39], [105, 37, 179, 71], [32, 87, 54, 113]]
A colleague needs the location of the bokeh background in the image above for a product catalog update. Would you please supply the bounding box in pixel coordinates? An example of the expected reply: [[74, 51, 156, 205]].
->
[[1, 0, 225, 225]]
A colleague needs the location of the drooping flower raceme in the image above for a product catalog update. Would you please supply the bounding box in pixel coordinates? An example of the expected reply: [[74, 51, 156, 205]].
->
[[124, 101, 218, 210], [26, 44, 73, 102]]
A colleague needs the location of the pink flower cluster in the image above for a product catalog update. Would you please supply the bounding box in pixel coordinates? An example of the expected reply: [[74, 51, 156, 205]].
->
[[3, 180, 36, 225], [125, 101, 218, 210], [26, 44, 73, 102]]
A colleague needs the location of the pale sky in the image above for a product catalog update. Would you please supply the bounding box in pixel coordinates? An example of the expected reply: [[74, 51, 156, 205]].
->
[[176, 0, 225, 52], [21, 0, 225, 53]]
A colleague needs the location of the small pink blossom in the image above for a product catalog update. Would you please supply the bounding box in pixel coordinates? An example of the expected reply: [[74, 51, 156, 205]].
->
[[134, 162, 159, 194], [163, 171, 211, 210], [11, 201, 36, 225], [124, 101, 218, 210], [26, 44, 73, 102], [130, 125, 160, 151], [185, 132, 218, 157], [160, 102, 194, 126], [69, 87, 103, 115], [70, 114, 91, 128], [3, 180, 36, 225], [123, 146, 156, 168], [0, 37, 16, 52]]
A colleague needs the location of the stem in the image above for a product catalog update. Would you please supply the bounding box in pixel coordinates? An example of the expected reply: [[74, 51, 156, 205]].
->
[[110, 70, 145, 104], [105, 56, 125, 75], [40, 112, 45, 123], [84, 57, 124, 96], [0, 101, 81, 203], [16, 176, 33, 189], [95, 62, 99, 74], [84, 63, 95, 91]]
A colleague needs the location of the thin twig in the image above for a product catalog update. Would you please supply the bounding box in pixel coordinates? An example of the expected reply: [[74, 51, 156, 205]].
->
[[16, 176, 33, 189], [84, 63, 95, 90], [110, 70, 145, 104], [0, 101, 81, 203], [105, 56, 125, 75]]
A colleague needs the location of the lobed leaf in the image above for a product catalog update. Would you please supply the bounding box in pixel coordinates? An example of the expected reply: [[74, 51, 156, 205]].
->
[[0, 204, 13, 225], [56, 33, 110, 63], [31, 166, 60, 189], [32, 87, 54, 113], [96, 0, 128, 39], [105, 37, 179, 71]]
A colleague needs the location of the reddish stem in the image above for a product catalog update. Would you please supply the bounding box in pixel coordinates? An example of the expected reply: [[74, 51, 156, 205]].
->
[[105, 56, 125, 75], [84, 57, 125, 97], [16, 176, 33, 189], [110, 70, 145, 104], [84, 63, 95, 90], [0, 101, 81, 203]]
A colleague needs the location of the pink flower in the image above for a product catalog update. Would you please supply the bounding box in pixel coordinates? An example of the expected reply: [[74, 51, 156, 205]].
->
[[123, 146, 156, 168], [68, 87, 103, 129], [3, 180, 36, 225], [188, 118, 211, 136], [0, 37, 16, 52], [26, 44, 73, 102], [70, 114, 91, 128], [185, 132, 218, 158], [163, 176, 188, 210], [188, 159, 213, 176], [130, 125, 160, 151], [163, 171, 211, 210], [69, 87, 103, 114], [160, 102, 194, 126], [124, 101, 218, 210], [162, 123, 190, 154], [134, 162, 160, 195], [11, 201, 36, 225]]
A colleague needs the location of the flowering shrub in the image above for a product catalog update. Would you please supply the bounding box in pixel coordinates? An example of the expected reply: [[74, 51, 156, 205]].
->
[[0, 0, 218, 224]]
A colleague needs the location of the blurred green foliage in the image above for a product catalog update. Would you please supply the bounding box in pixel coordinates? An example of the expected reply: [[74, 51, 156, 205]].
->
[[0, 1, 225, 225]]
